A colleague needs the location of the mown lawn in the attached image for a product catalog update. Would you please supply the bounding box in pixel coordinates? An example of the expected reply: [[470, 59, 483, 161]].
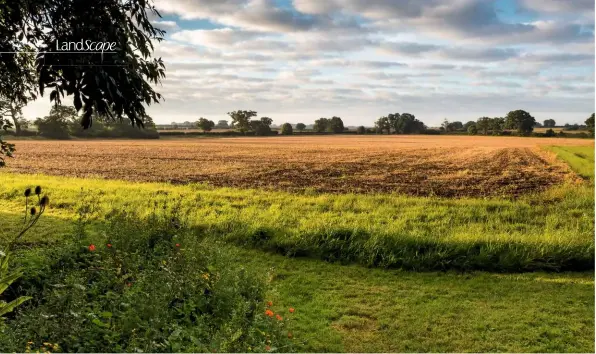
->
[[0, 145, 593, 352]]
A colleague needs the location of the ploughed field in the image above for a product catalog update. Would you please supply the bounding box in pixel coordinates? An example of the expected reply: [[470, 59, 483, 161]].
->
[[8, 135, 592, 197]]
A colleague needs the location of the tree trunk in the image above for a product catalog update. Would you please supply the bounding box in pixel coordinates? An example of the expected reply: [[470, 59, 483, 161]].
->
[[10, 105, 21, 136]]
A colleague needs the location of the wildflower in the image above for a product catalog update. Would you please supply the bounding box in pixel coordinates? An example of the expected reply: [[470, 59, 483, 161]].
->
[[289, 307, 295, 313], [287, 332, 293, 339], [88, 244, 96, 251], [126, 282, 132, 287], [267, 301, 273, 307], [107, 243, 112, 248], [35, 186, 41, 195], [202, 273, 210, 280], [276, 314, 283, 321], [30, 207, 36, 216], [265, 309, 274, 317], [265, 346, 271, 351], [24, 188, 31, 197], [40, 196, 49, 207], [175, 243, 180, 247]]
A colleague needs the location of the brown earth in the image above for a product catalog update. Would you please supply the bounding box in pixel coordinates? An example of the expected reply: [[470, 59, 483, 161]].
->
[[6, 135, 593, 197]]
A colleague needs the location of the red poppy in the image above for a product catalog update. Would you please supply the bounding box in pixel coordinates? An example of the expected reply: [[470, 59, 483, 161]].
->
[[88, 244, 96, 251], [265, 309, 274, 317], [265, 346, 271, 351], [267, 301, 273, 307], [175, 243, 180, 247], [126, 282, 132, 287], [107, 243, 112, 248], [276, 314, 283, 321], [289, 307, 295, 313]]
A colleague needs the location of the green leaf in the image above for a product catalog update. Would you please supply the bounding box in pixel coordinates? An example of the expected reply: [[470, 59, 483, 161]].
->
[[0, 296, 32, 317]]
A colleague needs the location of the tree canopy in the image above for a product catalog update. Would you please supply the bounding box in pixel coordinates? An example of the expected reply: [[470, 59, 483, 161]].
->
[[197, 118, 215, 132], [506, 110, 536, 135], [0, 0, 167, 165]]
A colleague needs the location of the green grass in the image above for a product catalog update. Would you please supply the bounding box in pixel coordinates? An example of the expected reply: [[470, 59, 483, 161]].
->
[[1, 210, 593, 352], [546, 146, 594, 181], [238, 249, 593, 352], [0, 169, 593, 271]]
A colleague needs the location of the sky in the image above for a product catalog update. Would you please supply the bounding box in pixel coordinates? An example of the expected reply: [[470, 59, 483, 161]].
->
[[23, 0, 595, 127]]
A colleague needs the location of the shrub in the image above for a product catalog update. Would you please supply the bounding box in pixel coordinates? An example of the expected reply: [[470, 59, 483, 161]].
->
[[545, 128, 556, 137], [1, 202, 295, 352], [356, 126, 366, 134]]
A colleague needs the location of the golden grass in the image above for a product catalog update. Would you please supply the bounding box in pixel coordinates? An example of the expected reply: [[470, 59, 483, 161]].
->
[[6, 135, 593, 197]]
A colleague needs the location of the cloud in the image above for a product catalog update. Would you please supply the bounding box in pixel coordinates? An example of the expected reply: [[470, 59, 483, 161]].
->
[[22, 0, 596, 126]]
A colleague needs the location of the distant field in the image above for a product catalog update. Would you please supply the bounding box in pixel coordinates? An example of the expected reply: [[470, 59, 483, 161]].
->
[[533, 127, 590, 134], [6, 135, 593, 197]]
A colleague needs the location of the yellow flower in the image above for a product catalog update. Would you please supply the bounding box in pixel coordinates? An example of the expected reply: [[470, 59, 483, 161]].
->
[[202, 273, 210, 280]]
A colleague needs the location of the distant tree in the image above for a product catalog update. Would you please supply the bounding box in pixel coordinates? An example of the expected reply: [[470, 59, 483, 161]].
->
[[467, 125, 478, 135], [442, 119, 451, 131], [443, 119, 464, 132], [34, 105, 76, 139], [534, 121, 543, 127], [260, 117, 273, 127], [281, 123, 293, 135], [476, 117, 492, 135], [490, 117, 505, 135], [313, 118, 329, 133], [0, 98, 27, 136], [228, 110, 257, 133], [544, 128, 556, 137], [356, 126, 366, 134], [388, 113, 400, 134], [141, 114, 156, 130], [328, 116, 344, 133], [249, 117, 273, 136], [394, 113, 425, 134], [295, 123, 306, 132], [463, 121, 476, 130], [543, 119, 556, 128], [215, 120, 230, 129], [506, 110, 536, 135], [585, 113, 594, 135], [375, 116, 391, 134], [450, 121, 464, 131], [197, 117, 215, 132]]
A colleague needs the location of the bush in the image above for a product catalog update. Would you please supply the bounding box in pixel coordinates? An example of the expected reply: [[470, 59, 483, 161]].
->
[[1, 203, 295, 352], [34, 117, 70, 139], [356, 126, 366, 134], [545, 128, 556, 137]]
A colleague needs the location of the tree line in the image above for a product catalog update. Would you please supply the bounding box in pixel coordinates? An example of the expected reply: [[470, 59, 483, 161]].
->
[[3, 104, 595, 140], [2, 104, 158, 139]]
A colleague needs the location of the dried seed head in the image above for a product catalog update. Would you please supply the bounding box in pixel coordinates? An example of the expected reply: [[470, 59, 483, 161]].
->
[[34, 186, 42, 195], [30, 207, 37, 216], [24, 188, 31, 197], [40, 196, 49, 207]]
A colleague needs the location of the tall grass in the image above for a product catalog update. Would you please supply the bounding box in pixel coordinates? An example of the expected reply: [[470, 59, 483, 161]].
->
[[0, 177, 592, 272]]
